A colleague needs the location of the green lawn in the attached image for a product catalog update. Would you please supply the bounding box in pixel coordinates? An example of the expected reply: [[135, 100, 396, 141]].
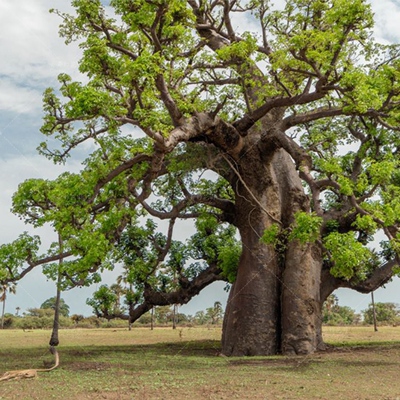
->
[[0, 326, 400, 399]]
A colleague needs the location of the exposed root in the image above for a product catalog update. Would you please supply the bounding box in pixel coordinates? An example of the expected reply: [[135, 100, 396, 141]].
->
[[0, 347, 59, 382]]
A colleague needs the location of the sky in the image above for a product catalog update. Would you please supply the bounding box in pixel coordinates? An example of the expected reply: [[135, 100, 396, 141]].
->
[[0, 0, 400, 318]]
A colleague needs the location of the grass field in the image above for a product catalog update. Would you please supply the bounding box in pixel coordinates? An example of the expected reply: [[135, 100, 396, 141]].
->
[[0, 326, 400, 399]]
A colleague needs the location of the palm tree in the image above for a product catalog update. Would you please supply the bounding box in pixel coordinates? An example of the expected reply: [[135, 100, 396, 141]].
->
[[15, 307, 20, 316], [110, 283, 124, 311], [1, 283, 17, 329], [117, 267, 134, 330]]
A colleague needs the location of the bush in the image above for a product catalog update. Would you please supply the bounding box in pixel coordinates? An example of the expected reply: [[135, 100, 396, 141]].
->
[[363, 302, 399, 325], [2, 315, 15, 328], [99, 319, 128, 329], [74, 316, 101, 328], [15, 312, 72, 330]]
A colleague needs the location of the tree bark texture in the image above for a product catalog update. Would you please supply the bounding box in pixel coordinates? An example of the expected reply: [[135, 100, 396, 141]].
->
[[222, 150, 325, 355], [50, 237, 63, 347], [1, 292, 5, 330]]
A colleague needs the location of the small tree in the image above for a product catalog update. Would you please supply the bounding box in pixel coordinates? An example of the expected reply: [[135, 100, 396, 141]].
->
[[363, 303, 399, 325], [0, 283, 16, 329], [323, 295, 355, 325], [87, 285, 118, 320], [71, 314, 84, 324], [155, 306, 173, 325], [110, 283, 124, 311], [41, 296, 70, 317], [194, 311, 207, 325], [206, 301, 224, 324]]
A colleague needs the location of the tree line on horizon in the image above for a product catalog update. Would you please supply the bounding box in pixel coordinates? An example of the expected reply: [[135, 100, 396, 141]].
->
[[2, 292, 400, 330]]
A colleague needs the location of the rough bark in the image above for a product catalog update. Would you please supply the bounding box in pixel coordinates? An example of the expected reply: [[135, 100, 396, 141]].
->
[[281, 241, 322, 354], [50, 237, 63, 347], [222, 147, 283, 356], [275, 151, 324, 354], [222, 149, 326, 355], [49, 267, 62, 347], [1, 292, 5, 330]]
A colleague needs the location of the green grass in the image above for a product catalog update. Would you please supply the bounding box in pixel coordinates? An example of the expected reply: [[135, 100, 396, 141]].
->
[[0, 326, 400, 399]]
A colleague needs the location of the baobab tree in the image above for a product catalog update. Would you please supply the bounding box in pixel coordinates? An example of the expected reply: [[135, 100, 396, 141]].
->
[[1, 0, 400, 356]]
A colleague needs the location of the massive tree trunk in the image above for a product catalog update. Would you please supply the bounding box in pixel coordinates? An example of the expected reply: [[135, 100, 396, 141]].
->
[[222, 149, 325, 356], [222, 147, 282, 356], [281, 241, 322, 354], [221, 216, 282, 355]]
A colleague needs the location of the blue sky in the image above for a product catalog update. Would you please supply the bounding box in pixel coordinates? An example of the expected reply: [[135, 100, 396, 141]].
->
[[0, 0, 400, 318]]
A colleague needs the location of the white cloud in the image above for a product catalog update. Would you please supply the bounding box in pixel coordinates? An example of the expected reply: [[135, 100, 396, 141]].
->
[[0, 0, 83, 114], [0, 154, 82, 245], [370, 0, 400, 43], [0, 78, 42, 114]]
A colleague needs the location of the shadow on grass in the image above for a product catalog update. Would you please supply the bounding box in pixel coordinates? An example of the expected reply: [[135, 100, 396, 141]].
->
[[325, 340, 400, 348], [2, 340, 400, 374]]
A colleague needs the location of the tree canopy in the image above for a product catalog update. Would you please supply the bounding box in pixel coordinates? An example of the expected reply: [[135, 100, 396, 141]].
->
[[40, 297, 71, 317], [1, 0, 400, 355]]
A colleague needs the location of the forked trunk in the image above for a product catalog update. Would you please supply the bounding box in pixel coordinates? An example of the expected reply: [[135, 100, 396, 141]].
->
[[222, 150, 325, 356]]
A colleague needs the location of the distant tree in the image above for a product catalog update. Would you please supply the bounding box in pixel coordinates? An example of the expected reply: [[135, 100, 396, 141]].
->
[[40, 296, 70, 317], [353, 314, 362, 325], [27, 308, 57, 318], [176, 313, 188, 324], [206, 301, 224, 324], [137, 312, 153, 325], [15, 306, 20, 317], [322, 295, 355, 325], [110, 283, 124, 311], [323, 294, 339, 314], [155, 305, 173, 324], [186, 315, 193, 324], [194, 311, 207, 325], [71, 314, 84, 324], [1, 283, 16, 329], [363, 303, 399, 325]]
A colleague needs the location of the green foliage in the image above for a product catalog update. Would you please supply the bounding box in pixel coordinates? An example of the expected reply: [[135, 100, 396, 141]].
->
[[87, 285, 118, 318], [323, 294, 356, 325], [363, 302, 399, 325], [352, 214, 377, 235], [218, 242, 241, 283], [17, 309, 72, 329], [324, 232, 373, 280], [289, 212, 322, 244], [205, 301, 224, 325], [0, 234, 41, 282], [260, 224, 280, 246], [40, 297, 70, 317]]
